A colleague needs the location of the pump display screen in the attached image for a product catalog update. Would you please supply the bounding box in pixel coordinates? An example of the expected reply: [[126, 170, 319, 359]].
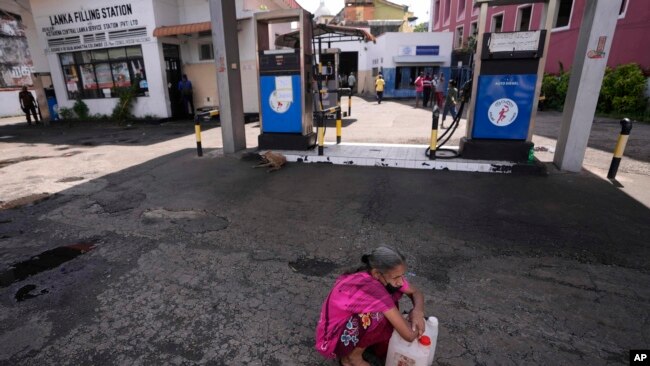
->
[[472, 74, 537, 140]]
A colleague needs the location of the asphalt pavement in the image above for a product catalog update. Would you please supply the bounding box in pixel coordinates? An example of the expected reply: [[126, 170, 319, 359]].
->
[[0, 102, 649, 365]]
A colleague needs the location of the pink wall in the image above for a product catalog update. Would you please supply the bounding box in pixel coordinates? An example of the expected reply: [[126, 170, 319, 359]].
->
[[432, 0, 650, 75]]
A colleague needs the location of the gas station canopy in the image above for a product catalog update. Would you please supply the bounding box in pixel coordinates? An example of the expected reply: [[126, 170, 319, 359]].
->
[[274, 23, 375, 48]]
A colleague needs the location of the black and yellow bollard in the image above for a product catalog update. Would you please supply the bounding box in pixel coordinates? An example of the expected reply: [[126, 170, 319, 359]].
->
[[194, 115, 203, 157], [347, 93, 352, 117], [429, 106, 440, 160], [336, 96, 342, 144], [317, 112, 325, 156], [607, 118, 633, 179]]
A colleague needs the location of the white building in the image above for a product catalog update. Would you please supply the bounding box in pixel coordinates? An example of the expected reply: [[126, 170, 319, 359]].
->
[[0, 0, 300, 118], [334, 31, 454, 98]]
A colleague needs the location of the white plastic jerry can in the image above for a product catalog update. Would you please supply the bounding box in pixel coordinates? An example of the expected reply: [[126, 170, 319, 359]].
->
[[385, 316, 439, 366]]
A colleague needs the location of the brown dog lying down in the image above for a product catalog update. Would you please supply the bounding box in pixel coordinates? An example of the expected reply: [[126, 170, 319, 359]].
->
[[253, 151, 287, 172]]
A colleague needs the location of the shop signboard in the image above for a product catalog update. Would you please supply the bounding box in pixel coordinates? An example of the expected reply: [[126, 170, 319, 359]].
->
[[36, 1, 152, 53]]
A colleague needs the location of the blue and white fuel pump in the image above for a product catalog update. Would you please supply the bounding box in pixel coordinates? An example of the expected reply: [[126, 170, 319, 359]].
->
[[254, 9, 316, 150], [460, 0, 556, 161]]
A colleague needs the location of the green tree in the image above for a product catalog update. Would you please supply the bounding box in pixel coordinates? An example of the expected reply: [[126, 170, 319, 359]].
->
[[413, 23, 428, 32]]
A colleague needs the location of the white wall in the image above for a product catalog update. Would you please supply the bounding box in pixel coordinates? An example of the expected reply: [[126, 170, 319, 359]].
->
[[0, 90, 33, 116], [378, 32, 454, 68]]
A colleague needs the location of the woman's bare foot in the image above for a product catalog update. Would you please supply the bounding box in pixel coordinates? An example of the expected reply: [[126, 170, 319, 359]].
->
[[340, 347, 370, 366]]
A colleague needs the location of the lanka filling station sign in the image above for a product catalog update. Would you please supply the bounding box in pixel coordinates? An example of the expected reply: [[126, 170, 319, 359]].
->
[[472, 74, 537, 140], [37, 2, 151, 53]]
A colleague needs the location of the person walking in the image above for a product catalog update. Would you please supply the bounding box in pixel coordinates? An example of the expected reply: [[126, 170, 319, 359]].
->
[[375, 74, 385, 104], [19, 86, 39, 125], [177, 74, 194, 117], [347, 72, 356, 94], [414, 72, 424, 108], [441, 79, 458, 129], [422, 73, 433, 108]]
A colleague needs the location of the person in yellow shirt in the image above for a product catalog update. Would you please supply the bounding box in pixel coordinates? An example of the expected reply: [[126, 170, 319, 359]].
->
[[375, 74, 386, 104]]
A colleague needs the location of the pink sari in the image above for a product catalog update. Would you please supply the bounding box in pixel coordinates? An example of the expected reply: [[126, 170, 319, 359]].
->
[[315, 272, 409, 359]]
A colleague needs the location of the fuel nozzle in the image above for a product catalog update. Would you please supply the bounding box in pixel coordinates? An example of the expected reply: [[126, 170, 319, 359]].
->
[[460, 78, 472, 102]]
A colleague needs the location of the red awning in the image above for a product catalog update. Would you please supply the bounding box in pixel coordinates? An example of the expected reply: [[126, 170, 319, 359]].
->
[[153, 21, 211, 37]]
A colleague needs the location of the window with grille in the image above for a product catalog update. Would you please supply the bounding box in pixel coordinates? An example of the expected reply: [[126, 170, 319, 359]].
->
[[199, 43, 214, 60]]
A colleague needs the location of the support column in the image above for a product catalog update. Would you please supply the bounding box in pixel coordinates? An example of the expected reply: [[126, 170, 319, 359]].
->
[[553, 0, 621, 172], [209, 0, 246, 154]]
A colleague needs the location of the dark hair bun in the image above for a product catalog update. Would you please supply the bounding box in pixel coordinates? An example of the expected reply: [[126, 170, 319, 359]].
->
[[361, 254, 370, 264]]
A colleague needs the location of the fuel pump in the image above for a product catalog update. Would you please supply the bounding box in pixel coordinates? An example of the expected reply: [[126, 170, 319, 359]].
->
[[255, 9, 316, 150], [460, 0, 555, 161]]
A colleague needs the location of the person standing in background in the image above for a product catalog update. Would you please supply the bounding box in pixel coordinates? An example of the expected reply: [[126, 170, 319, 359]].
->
[[414, 72, 424, 108], [435, 73, 445, 108], [178, 74, 194, 117], [422, 73, 433, 108], [347, 72, 356, 94], [19, 86, 39, 125]]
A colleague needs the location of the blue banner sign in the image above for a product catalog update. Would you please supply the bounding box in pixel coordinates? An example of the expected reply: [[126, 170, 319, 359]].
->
[[416, 46, 439, 56], [472, 74, 537, 140]]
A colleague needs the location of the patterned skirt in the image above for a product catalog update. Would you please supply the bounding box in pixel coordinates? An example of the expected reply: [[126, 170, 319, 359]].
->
[[334, 312, 393, 359]]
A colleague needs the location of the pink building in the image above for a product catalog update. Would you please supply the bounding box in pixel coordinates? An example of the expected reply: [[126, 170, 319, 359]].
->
[[429, 0, 650, 74]]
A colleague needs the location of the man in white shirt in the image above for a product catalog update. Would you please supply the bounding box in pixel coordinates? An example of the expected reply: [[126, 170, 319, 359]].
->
[[347, 72, 356, 94]]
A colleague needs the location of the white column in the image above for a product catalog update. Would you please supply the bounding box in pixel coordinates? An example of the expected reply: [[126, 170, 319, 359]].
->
[[210, 0, 246, 153], [553, 0, 622, 172]]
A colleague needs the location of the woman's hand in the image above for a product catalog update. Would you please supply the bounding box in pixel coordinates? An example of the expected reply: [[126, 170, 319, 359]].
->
[[408, 309, 426, 337]]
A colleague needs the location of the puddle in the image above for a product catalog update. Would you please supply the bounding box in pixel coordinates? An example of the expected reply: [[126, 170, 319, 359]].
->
[[0, 193, 52, 210], [0, 136, 14, 139], [0, 156, 49, 169], [288, 257, 337, 277], [57, 176, 85, 183], [0, 242, 96, 289], [15, 284, 48, 302], [55, 146, 70, 151]]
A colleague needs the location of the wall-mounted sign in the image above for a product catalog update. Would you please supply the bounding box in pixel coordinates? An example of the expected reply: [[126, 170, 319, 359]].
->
[[398, 45, 440, 57], [488, 31, 541, 53], [398, 46, 414, 56], [415, 46, 439, 56], [36, 2, 152, 53]]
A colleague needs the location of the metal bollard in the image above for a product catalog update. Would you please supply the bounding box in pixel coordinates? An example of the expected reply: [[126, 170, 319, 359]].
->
[[317, 112, 325, 156], [429, 106, 440, 160], [348, 93, 351, 117], [336, 96, 342, 144], [194, 115, 203, 157], [607, 118, 633, 179]]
